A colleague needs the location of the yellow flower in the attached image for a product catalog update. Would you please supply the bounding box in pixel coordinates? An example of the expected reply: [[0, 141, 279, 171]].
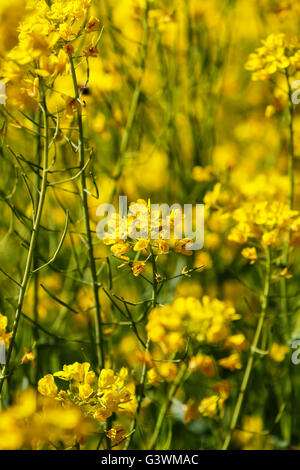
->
[[203, 182, 221, 207], [155, 239, 169, 254], [241, 247, 258, 264], [85, 16, 100, 33], [265, 105, 276, 118], [245, 34, 292, 81], [189, 354, 216, 377], [21, 349, 35, 364], [111, 242, 130, 258], [133, 239, 149, 251], [183, 399, 199, 424], [194, 251, 212, 269], [212, 381, 231, 399], [192, 165, 213, 183], [157, 362, 178, 381], [233, 415, 264, 450], [147, 323, 165, 343], [79, 383, 93, 400], [84, 45, 98, 58], [147, 296, 239, 354], [198, 395, 224, 419], [229, 202, 299, 246], [206, 323, 229, 343], [165, 331, 185, 352], [59, 23, 74, 41], [36, 49, 69, 77], [269, 343, 289, 362], [38, 374, 58, 398], [262, 230, 277, 246], [39, 364, 135, 430], [224, 334, 248, 352], [54, 362, 95, 384], [64, 43, 74, 55], [174, 239, 193, 255], [0, 413, 23, 450], [132, 261, 146, 277], [0, 314, 12, 347], [218, 353, 242, 371], [93, 408, 112, 422], [106, 424, 127, 443], [147, 367, 163, 387], [0, 388, 94, 449], [98, 369, 116, 388]]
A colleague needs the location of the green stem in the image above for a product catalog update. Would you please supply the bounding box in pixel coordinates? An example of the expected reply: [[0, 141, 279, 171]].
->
[[279, 72, 294, 340], [33, 107, 43, 383], [69, 55, 105, 370], [124, 339, 150, 450], [150, 246, 158, 308], [276, 70, 296, 445], [0, 90, 49, 394], [222, 247, 271, 450], [150, 363, 188, 450], [285, 70, 295, 213]]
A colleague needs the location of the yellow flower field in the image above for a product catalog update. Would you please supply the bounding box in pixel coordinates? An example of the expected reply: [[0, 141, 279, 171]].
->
[[0, 0, 299, 451]]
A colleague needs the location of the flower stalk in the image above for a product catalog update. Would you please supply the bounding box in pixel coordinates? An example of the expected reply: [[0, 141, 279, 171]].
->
[[0, 88, 49, 394], [69, 54, 105, 370], [222, 246, 271, 450], [150, 362, 188, 450]]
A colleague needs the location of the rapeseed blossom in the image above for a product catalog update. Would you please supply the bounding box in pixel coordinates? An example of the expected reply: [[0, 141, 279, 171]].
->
[[38, 363, 137, 433], [0, 0, 299, 452], [245, 34, 300, 80]]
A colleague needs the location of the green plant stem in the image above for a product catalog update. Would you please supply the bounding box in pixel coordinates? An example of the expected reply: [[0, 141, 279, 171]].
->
[[280, 71, 295, 300], [0, 92, 49, 394], [279, 72, 295, 338], [124, 339, 150, 450], [285, 70, 295, 213], [276, 70, 296, 445], [33, 107, 43, 383], [69, 55, 105, 370], [150, 362, 188, 450], [150, 246, 158, 308], [222, 247, 271, 450]]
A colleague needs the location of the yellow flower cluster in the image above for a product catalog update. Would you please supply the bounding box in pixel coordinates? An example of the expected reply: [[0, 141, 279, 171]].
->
[[147, 362, 179, 387], [245, 33, 300, 80], [106, 424, 127, 444], [233, 415, 265, 450], [0, 389, 94, 450], [269, 343, 289, 362], [38, 362, 136, 439], [198, 395, 225, 419], [228, 201, 300, 246], [186, 380, 231, 421], [146, 296, 241, 355], [1, 0, 99, 107], [145, 295, 247, 425], [103, 199, 193, 276], [241, 247, 258, 264]]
